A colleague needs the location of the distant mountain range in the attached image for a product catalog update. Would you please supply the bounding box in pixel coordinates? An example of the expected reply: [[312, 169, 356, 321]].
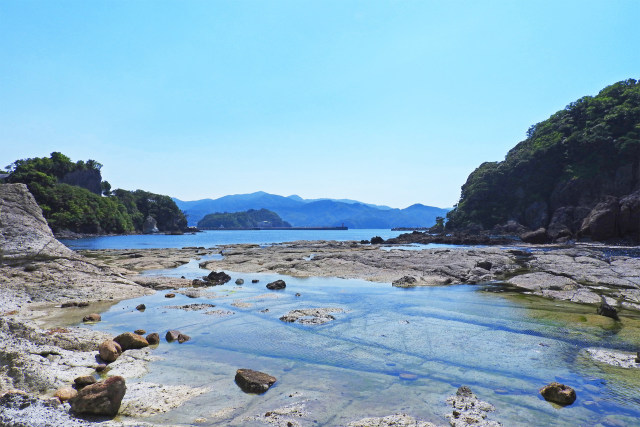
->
[[173, 191, 451, 229]]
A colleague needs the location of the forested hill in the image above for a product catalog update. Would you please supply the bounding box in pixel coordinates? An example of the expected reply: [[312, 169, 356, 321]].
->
[[446, 79, 640, 242], [4, 152, 186, 234], [198, 209, 291, 229]]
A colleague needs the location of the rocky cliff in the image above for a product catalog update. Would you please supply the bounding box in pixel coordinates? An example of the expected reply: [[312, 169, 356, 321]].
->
[[447, 79, 640, 243], [0, 184, 75, 262]]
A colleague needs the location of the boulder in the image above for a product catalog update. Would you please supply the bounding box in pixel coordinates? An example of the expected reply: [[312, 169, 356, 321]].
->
[[206, 271, 231, 285], [54, 387, 77, 402], [579, 196, 619, 241], [539, 382, 576, 406], [98, 340, 122, 363], [142, 215, 158, 234], [235, 278, 244, 285], [251, 279, 260, 283], [235, 369, 277, 394], [70, 376, 126, 416], [95, 364, 107, 372], [521, 228, 550, 244], [266, 279, 286, 290], [476, 261, 492, 271], [82, 313, 101, 322], [135, 304, 146, 311], [165, 293, 176, 298], [113, 332, 149, 351], [370, 236, 384, 244], [178, 333, 191, 343], [134, 329, 146, 335], [74, 375, 97, 389], [524, 200, 549, 230], [597, 297, 619, 320], [146, 333, 160, 345], [166, 330, 181, 342]]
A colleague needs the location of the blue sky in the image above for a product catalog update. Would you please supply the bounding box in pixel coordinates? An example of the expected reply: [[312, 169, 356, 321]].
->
[[1, 1, 638, 208]]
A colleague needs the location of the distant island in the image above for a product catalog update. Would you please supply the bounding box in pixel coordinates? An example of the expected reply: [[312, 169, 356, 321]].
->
[[197, 208, 348, 230]]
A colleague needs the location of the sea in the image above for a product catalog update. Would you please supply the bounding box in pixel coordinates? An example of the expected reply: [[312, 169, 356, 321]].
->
[[60, 230, 640, 426]]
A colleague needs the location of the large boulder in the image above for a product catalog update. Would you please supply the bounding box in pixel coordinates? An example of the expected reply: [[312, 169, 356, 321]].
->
[[113, 332, 149, 351], [539, 382, 576, 406], [205, 271, 231, 285], [98, 340, 122, 363], [235, 369, 276, 394], [579, 196, 620, 241], [70, 376, 126, 416], [0, 183, 75, 261], [520, 228, 550, 244]]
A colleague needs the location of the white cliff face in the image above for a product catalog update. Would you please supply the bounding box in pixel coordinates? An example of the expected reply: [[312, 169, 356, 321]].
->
[[0, 183, 75, 261]]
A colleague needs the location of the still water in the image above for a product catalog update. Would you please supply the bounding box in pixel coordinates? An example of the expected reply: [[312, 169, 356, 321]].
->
[[83, 258, 640, 426], [60, 229, 405, 250]]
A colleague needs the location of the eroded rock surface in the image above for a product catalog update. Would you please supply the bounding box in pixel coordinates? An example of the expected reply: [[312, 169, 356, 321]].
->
[[280, 308, 345, 325]]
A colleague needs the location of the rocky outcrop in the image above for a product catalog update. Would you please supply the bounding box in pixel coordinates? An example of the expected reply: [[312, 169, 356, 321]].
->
[[446, 386, 501, 426], [142, 215, 158, 234], [59, 168, 102, 195], [520, 228, 551, 244], [577, 191, 640, 242], [70, 376, 126, 416], [539, 382, 576, 406], [0, 184, 76, 262], [279, 308, 345, 325], [234, 369, 276, 394]]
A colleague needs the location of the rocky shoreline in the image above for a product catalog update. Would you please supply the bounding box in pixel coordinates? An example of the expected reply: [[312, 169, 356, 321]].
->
[[2, 183, 640, 426]]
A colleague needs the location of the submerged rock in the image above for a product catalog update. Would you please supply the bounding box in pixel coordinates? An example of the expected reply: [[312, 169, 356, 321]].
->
[[539, 382, 576, 406], [266, 279, 286, 290], [70, 376, 126, 416], [166, 330, 190, 343], [279, 308, 345, 325], [235, 369, 276, 394]]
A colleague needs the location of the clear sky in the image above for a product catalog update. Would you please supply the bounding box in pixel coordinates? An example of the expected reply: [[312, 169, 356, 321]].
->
[[1, 1, 638, 208]]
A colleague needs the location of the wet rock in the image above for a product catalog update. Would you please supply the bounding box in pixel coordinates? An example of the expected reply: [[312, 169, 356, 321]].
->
[[99, 340, 122, 363], [95, 364, 107, 372], [54, 387, 77, 402], [392, 276, 417, 287], [235, 369, 276, 394], [166, 303, 216, 311], [446, 386, 500, 427], [113, 332, 149, 351], [539, 382, 576, 406], [206, 271, 231, 285], [178, 334, 191, 343], [82, 313, 101, 322], [165, 293, 176, 298], [521, 228, 550, 244], [266, 279, 286, 290], [134, 329, 146, 335], [252, 279, 260, 283], [74, 375, 97, 389], [597, 297, 619, 320], [295, 293, 301, 297], [279, 308, 345, 325], [235, 278, 244, 285], [146, 333, 160, 345], [584, 348, 640, 368], [135, 304, 146, 311], [165, 330, 191, 343], [70, 376, 126, 416], [370, 236, 385, 244], [505, 272, 578, 291]]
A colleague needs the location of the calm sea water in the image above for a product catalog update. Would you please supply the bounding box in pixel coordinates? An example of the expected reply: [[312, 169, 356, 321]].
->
[[76, 258, 640, 426], [61, 229, 406, 250]]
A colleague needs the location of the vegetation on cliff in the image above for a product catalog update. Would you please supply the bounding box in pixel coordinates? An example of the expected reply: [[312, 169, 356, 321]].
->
[[5, 152, 186, 234], [447, 79, 640, 234], [198, 208, 291, 229]]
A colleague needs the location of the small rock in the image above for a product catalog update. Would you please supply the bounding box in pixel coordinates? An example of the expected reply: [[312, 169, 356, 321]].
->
[[476, 261, 493, 270], [136, 304, 146, 311], [266, 279, 286, 290], [165, 293, 176, 298], [166, 330, 181, 342], [70, 376, 126, 416], [113, 332, 149, 351], [295, 293, 301, 297], [235, 369, 277, 394], [235, 278, 244, 285], [178, 333, 191, 343], [540, 382, 576, 406], [54, 387, 77, 402], [74, 375, 97, 389], [597, 297, 619, 320], [98, 340, 122, 363], [95, 364, 107, 372], [78, 302, 90, 307], [146, 332, 160, 345], [82, 313, 101, 322], [61, 302, 78, 308], [252, 279, 260, 283], [134, 329, 146, 335]]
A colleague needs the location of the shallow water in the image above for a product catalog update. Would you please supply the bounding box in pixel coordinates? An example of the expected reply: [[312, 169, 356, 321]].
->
[[82, 261, 640, 426]]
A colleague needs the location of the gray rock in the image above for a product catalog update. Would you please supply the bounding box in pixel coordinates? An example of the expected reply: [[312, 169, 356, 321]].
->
[[521, 228, 550, 244], [235, 278, 244, 285], [446, 386, 501, 426], [266, 279, 286, 290], [392, 276, 417, 287], [279, 308, 345, 325], [142, 215, 158, 234], [505, 272, 578, 291], [235, 369, 276, 394]]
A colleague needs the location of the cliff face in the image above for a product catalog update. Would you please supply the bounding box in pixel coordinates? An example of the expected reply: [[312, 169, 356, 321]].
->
[[0, 184, 75, 261], [59, 168, 102, 195], [447, 79, 640, 242]]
